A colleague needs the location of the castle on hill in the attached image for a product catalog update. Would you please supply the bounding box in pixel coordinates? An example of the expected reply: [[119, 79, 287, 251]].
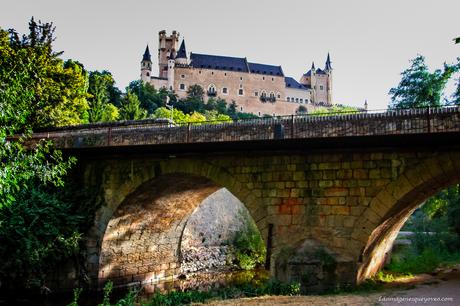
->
[[141, 30, 333, 116]]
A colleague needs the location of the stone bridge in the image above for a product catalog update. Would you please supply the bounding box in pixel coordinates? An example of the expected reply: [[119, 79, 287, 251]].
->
[[32, 107, 460, 291]]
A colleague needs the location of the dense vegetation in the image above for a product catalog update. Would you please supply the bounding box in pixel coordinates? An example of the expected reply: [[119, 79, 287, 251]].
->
[[385, 186, 460, 275]]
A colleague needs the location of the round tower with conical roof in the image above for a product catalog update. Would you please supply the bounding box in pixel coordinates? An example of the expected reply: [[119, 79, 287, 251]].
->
[[141, 45, 152, 83], [325, 53, 333, 105]]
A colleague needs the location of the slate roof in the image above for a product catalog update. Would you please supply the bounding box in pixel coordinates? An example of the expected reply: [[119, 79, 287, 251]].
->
[[285, 77, 310, 90], [189, 53, 284, 76], [176, 40, 187, 59], [142, 45, 151, 62], [248, 62, 284, 76], [190, 53, 249, 72], [316, 68, 327, 75]]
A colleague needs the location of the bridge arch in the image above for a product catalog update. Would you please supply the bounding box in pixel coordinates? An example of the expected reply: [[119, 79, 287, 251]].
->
[[354, 152, 460, 282], [85, 159, 266, 287]]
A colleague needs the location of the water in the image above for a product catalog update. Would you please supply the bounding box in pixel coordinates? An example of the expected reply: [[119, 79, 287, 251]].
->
[[0, 269, 269, 306]]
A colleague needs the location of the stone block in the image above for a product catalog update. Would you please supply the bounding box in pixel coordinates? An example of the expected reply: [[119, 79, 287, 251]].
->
[[324, 187, 348, 197]]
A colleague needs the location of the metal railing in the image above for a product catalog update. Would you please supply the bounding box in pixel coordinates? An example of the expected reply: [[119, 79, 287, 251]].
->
[[29, 106, 460, 149]]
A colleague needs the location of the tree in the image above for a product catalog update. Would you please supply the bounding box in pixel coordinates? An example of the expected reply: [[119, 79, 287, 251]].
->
[[296, 105, 308, 114], [310, 105, 359, 116], [389, 55, 457, 109], [128, 80, 161, 114], [0, 22, 76, 208], [119, 91, 147, 120], [2, 18, 89, 128], [186, 84, 205, 101], [87, 70, 120, 122]]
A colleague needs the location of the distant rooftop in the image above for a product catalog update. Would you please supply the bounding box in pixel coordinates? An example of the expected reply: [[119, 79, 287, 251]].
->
[[285, 77, 310, 90], [189, 53, 284, 76]]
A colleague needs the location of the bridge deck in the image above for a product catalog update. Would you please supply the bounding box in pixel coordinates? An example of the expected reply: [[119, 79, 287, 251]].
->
[[30, 107, 460, 151]]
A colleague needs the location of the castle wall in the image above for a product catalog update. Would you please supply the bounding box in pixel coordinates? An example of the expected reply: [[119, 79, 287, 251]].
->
[[315, 74, 330, 105], [173, 66, 305, 116]]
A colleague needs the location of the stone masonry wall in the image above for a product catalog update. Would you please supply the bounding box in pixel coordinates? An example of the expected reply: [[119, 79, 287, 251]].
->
[[32, 107, 460, 149], [81, 147, 460, 290]]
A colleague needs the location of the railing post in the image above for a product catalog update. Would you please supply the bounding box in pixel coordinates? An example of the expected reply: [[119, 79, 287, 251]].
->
[[107, 127, 112, 146], [187, 122, 191, 143], [427, 107, 431, 133]]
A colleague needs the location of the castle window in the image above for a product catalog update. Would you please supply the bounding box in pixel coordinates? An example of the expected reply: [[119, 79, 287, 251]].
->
[[258, 112, 261, 116], [238, 89, 244, 96], [240, 77, 243, 81], [269, 92, 275, 101], [169, 86, 173, 90], [239, 84, 243, 88], [179, 83, 186, 91], [320, 85, 324, 90], [222, 87, 228, 94], [224, 73, 227, 76], [146, 72, 150, 76], [272, 77, 274, 81], [207, 84, 217, 96], [295, 98, 299, 103], [287, 97, 290, 102], [211, 71, 214, 75], [277, 93, 281, 99], [254, 91, 258, 97], [240, 106, 243, 111], [262, 77, 265, 80], [199, 70, 202, 74]]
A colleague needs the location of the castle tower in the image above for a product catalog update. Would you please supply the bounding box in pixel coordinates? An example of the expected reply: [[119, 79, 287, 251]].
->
[[325, 53, 333, 105], [140, 45, 152, 83], [175, 40, 188, 65], [310, 62, 317, 104], [158, 30, 180, 78], [167, 51, 175, 90]]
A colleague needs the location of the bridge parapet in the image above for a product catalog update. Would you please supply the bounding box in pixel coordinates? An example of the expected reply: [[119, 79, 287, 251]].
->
[[31, 107, 460, 148]]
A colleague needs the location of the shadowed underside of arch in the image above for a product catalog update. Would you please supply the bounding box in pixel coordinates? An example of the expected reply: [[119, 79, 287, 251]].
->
[[356, 153, 460, 282], [98, 174, 220, 286]]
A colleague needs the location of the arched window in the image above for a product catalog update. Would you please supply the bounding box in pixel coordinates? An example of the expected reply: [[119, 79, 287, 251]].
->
[[207, 84, 217, 96]]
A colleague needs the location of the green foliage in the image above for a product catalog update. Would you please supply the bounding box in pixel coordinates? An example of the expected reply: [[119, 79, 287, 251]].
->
[[67, 288, 83, 306], [144, 279, 299, 306], [186, 84, 205, 101], [99, 281, 114, 306], [296, 105, 308, 114], [1, 19, 89, 128], [389, 55, 458, 109], [119, 91, 147, 120], [87, 70, 120, 122], [310, 105, 360, 116], [0, 182, 100, 288], [128, 80, 168, 114], [232, 209, 266, 270], [388, 204, 460, 275], [420, 185, 460, 237]]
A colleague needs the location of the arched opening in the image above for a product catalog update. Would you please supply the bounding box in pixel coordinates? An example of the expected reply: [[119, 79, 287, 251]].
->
[[356, 156, 460, 282], [97, 173, 266, 288]]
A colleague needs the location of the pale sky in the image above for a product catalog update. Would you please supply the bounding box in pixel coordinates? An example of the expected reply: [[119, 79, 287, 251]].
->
[[1, 0, 459, 109]]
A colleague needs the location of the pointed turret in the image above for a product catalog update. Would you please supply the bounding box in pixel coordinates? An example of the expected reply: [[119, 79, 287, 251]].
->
[[142, 45, 152, 62], [176, 40, 187, 59], [325, 53, 332, 70], [175, 39, 188, 65], [311, 61, 316, 70], [141, 45, 152, 82]]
